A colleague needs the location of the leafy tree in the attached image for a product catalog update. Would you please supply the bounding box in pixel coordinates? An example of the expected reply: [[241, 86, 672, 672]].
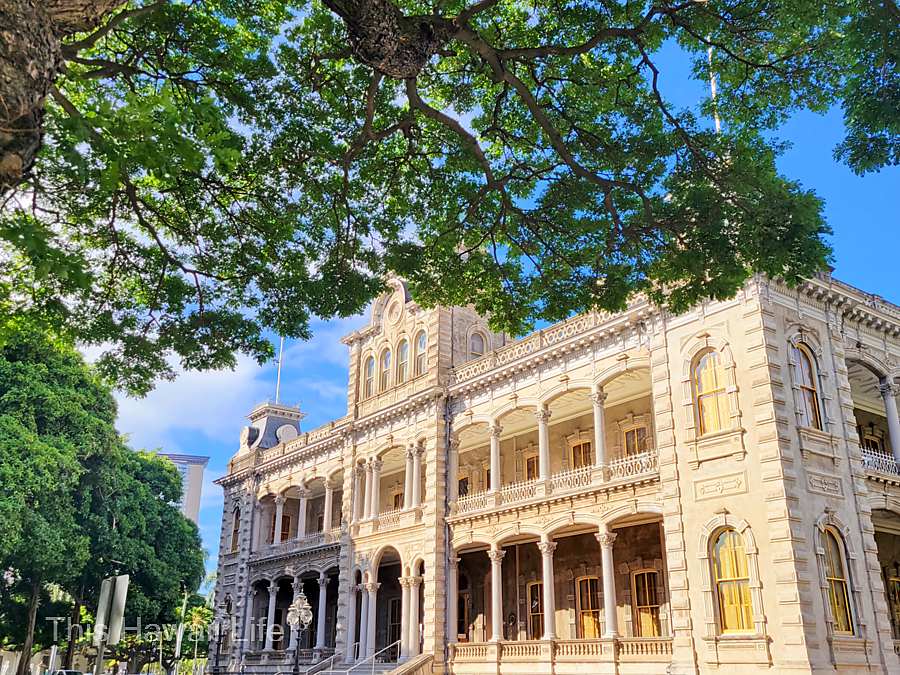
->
[[1, 0, 897, 394]]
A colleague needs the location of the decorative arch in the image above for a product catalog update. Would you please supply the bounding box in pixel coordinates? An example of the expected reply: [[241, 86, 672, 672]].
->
[[491, 398, 541, 424], [451, 415, 493, 437], [697, 513, 765, 638], [491, 523, 546, 546], [369, 543, 405, 572], [450, 532, 496, 551], [593, 353, 651, 390], [844, 347, 891, 381], [602, 502, 664, 528], [814, 510, 863, 640], [538, 378, 594, 407]]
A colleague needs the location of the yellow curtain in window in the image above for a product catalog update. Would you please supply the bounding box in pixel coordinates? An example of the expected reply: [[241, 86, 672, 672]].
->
[[713, 529, 753, 633], [824, 530, 854, 634]]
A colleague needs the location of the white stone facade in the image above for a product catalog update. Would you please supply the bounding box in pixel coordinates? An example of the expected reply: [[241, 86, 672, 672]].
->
[[212, 275, 900, 674]]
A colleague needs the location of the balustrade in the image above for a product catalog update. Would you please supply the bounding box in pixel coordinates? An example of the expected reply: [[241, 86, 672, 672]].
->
[[862, 448, 900, 476], [608, 450, 658, 480], [448, 637, 671, 665]]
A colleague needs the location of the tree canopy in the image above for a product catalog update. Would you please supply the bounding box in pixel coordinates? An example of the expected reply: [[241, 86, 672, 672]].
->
[[1, 0, 897, 394]]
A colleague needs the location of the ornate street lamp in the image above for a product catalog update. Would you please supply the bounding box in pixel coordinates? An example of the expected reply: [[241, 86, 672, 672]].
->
[[285, 590, 313, 675]]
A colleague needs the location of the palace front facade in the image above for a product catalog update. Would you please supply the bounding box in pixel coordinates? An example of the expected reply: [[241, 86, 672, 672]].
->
[[212, 274, 900, 674]]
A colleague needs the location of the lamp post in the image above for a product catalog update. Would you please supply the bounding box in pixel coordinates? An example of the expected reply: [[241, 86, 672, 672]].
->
[[285, 591, 313, 675]]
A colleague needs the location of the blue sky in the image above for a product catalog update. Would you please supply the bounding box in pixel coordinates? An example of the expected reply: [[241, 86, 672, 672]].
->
[[111, 51, 899, 581]]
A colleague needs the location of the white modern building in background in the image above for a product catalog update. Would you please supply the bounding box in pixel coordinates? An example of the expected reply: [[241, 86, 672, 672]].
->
[[161, 453, 209, 524]]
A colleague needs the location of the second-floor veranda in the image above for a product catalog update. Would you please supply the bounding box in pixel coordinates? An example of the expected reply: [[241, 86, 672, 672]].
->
[[448, 364, 659, 520]]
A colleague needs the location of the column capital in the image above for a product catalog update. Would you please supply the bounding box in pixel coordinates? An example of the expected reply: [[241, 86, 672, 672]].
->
[[590, 389, 608, 406], [595, 531, 617, 548], [406, 445, 416, 459], [399, 576, 412, 589], [537, 541, 557, 557], [364, 581, 381, 594], [449, 434, 461, 450], [369, 458, 383, 471], [292, 576, 302, 591], [448, 556, 460, 569], [535, 408, 551, 423], [274, 494, 286, 506], [295, 487, 310, 499], [409, 575, 423, 587], [355, 464, 367, 477], [489, 423, 503, 438], [487, 548, 506, 564], [879, 381, 900, 398], [317, 573, 328, 587]]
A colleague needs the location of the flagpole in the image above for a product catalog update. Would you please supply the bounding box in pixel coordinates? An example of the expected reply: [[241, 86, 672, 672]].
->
[[274, 336, 285, 405]]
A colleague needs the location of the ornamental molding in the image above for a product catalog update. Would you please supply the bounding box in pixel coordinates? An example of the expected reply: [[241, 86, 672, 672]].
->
[[693, 471, 748, 501]]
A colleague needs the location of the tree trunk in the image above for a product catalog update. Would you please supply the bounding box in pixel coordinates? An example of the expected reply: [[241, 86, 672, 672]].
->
[[63, 589, 83, 669], [15, 578, 41, 675]]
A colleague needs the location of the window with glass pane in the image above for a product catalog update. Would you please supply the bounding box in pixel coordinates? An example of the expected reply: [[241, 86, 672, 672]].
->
[[824, 530, 854, 634], [230, 508, 241, 551], [380, 349, 391, 391], [633, 571, 661, 637], [792, 344, 822, 429], [457, 590, 470, 640], [624, 426, 648, 455], [364, 356, 375, 398], [885, 572, 900, 639], [525, 455, 539, 480], [458, 476, 469, 497], [483, 468, 491, 490], [572, 441, 593, 468], [470, 333, 485, 359], [397, 340, 409, 384], [389, 597, 402, 646], [280, 514, 291, 541], [713, 529, 753, 633], [392, 491, 403, 509], [577, 577, 601, 638], [693, 351, 731, 435], [527, 581, 544, 639], [415, 331, 427, 376], [859, 429, 884, 452]]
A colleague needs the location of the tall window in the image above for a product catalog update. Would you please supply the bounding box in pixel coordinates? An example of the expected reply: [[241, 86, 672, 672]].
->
[[791, 344, 822, 430], [572, 441, 593, 468], [712, 529, 753, 633], [632, 571, 661, 637], [457, 476, 469, 497], [268, 510, 291, 543], [824, 529, 854, 634], [379, 349, 391, 392], [230, 507, 241, 552], [525, 454, 539, 481], [576, 576, 601, 638], [364, 356, 375, 398], [623, 425, 649, 455], [396, 339, 409, 384], [414, 330, 427, 376], [693, 350, 731, 435], [527, 581, 544, 639], [469, 333, 486, 359], [884, 568, 900, 638], [388, 597, 402, 651]]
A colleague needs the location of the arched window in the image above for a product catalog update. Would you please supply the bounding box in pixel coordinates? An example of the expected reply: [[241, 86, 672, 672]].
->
[[230, 507, 241, 552], [414, 330, 427, 376], [693, 350, 730, 435], [469, 332, 485, 359], [379, 349, 391, 392], [396, 339, 409, 384], [791, 343, 822, 430], [364, 356, 375, 398], [712, 529, 753, 633], [824, 529, 854, 634]]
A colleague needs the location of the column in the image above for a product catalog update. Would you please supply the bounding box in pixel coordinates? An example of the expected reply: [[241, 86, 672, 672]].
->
[[880, 381, 900, 464], [489, 423, 502, 492], [403, 447, 414, 509], [488, 548, 505, 641], [272, 496, 285, 544], [363, 461, 374, 519], [447, 557, 459, 644], [353, 465, 365, 523], [357, 585, 369, 660], [448, 438, 460, 504], [369, 459, 383, 518], [591, 389, 608, 470], [315, 574, 329, 650], [323, 482, 334, 532], [251, 499, 261, 552], [407, 576, 422, 656], [411, 446, 422, 507], [246, 587, 260, 650], [263, 580, 278, 650], [536, 408, 551, 481], [538, 540, 557, 640], [289, 577, 301, 649], [399, 578, 411, 658], [597, 531, 618, 637], [365, 582, 379, 657], [295, 489, 308, 539], [345, 585, 358, 661]]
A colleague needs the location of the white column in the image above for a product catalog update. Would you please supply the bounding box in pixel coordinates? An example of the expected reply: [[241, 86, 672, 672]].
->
[[536, 408, 551, 480], [251, 499, 261, 551], [263, 580, 278, 650], [272, 497, 285, 544], [364, 461, 374, 519], [289, 578, 301, 649], [323, 482, 334, 532], [357, 585, 369, 660], [353, 466, 365, 523], [411, 446, 422, 507], [365, 582, 379, 657], [489, 423, 502, 492], [399, 577, 411, 658], [488, 548, 505, 641], [538, 540, 557, 639], [295, 489, 308, 539], [448, 438, 460, 504], [591, 389, 608, 469], [597, 531, 618, 637], [345, 585, 358, 661], [407, 576, 422, 656], [447, 557, 459, 643], [369, 459, 383, 518], [880, 381, 900, 464], [315, 574, 328, 649], [403, 447, 414, 509]]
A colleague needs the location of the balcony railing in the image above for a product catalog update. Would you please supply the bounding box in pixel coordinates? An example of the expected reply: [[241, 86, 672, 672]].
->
[[449, 637, 671, 665], [862, 449, 900, 477], [251, 527, 342, 560], [452, 450, 659, 517]]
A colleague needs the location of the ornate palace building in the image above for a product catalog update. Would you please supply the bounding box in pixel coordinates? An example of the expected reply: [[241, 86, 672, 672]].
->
[[212, 273, 900, 674]]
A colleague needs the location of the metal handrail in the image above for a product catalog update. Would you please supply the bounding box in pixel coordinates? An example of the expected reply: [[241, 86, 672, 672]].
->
[[346, 640, 401, 675]]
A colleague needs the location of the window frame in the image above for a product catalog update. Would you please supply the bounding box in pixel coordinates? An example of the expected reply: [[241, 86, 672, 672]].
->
[[631, 569, 662, 637], [414, 330, 428, 377], [791, 342, 823, 430], [469, 332, 486, 360], [526, 580, 544, 639], [524, 452, 539, 481], [711, 528, 754, 635], [822, 528, 855, 636], [692, 349, 731, 436], [364, 355, 375, 399], [230, 507, 241, 552], [379, 348, 392, 392], [622, 423, 649, 456], [396, 339, 409, 384], [575, 575, 602, 639]]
